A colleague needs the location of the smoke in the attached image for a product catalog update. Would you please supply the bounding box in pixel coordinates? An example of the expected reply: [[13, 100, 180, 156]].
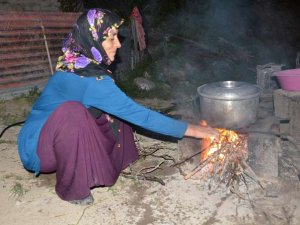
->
[[152, 0, 299, 82], [203, 0, 252, 38], [147, 0, 299, 115]]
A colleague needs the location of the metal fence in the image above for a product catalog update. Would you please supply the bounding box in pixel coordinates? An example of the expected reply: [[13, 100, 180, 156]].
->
[[0, 11, 80, 99]]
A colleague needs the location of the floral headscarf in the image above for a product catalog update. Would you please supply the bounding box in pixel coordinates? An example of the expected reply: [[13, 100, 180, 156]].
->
[[56, 9, 124, 77]]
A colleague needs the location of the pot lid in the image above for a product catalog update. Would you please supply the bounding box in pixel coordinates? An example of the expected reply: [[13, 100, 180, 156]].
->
[[197, 81, 261, 100]]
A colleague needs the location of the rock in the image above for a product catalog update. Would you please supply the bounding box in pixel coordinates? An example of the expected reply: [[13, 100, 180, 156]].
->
[[134, 77, 156, 91]]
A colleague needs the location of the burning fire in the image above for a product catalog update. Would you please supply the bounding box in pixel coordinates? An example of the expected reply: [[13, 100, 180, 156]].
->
[[184, 120, 248, 181], [183, 121, 262, 197], [198, 120, 246, 164], [200, 128, 241, 162]]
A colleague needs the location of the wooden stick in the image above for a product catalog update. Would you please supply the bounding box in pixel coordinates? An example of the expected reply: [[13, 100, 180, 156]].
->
[[184, 146, 223, 180], [172, 142, 214, 167], [139, 161, 165, 174], [241, 160, 264, 190], [121, 172, 165, 185], [39, 21, 53, 75]]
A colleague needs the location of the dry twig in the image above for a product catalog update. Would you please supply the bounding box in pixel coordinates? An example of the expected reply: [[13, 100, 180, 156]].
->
[[180, 133, 263, 197], [121, 136, 175, 186]]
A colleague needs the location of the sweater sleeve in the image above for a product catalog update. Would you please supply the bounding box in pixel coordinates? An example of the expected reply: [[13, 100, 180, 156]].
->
[[83, 76, 188, 138]]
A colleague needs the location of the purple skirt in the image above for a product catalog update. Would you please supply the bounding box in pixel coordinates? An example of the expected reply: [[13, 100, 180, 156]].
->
[[37, 101, 138, 201]]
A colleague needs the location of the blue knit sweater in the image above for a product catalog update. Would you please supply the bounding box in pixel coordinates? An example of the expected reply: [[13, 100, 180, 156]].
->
[[17, 71, 188, 174]]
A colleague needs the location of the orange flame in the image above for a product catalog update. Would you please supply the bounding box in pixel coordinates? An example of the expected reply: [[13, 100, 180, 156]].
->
[[201, 128, 240, 162], [199, 119, 242, 163]]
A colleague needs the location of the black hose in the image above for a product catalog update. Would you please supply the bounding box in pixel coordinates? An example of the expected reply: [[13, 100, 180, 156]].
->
[[0, 121, 25, 139]]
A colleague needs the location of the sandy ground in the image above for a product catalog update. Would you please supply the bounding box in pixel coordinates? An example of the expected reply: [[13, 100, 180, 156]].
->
[[1, 95, 300, 225], [0, 124, 300, 225]]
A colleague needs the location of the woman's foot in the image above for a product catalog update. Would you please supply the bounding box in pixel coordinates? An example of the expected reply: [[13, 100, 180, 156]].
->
[[68, 194, 94, 206]]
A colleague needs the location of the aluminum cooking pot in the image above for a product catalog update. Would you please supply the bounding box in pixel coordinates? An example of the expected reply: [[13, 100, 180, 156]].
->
[[197, 81, 261, 129]]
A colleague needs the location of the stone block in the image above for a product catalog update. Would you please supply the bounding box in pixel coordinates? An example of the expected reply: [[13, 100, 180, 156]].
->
[[247, 133, 280, 178], [289, 99, 300, 142], [256, 63, 282, 90], [274, 89, 291, 118], [273, 89, 300, 141]]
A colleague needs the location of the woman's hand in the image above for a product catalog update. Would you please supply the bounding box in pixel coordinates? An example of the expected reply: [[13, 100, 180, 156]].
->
[[184, 123, 219, 140]]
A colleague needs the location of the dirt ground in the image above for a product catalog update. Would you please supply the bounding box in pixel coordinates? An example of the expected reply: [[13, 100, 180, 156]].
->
[[0, 98, 300, 225]]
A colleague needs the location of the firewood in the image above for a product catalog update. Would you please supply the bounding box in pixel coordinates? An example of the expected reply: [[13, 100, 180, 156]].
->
[[178, 130, 264, 197]]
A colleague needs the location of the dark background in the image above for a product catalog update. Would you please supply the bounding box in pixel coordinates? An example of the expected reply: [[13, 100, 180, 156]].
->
[[58, 0, 300, 97]]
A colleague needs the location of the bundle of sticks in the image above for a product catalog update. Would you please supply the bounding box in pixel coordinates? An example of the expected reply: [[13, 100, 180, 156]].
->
[[183, 130, 263, 196]]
